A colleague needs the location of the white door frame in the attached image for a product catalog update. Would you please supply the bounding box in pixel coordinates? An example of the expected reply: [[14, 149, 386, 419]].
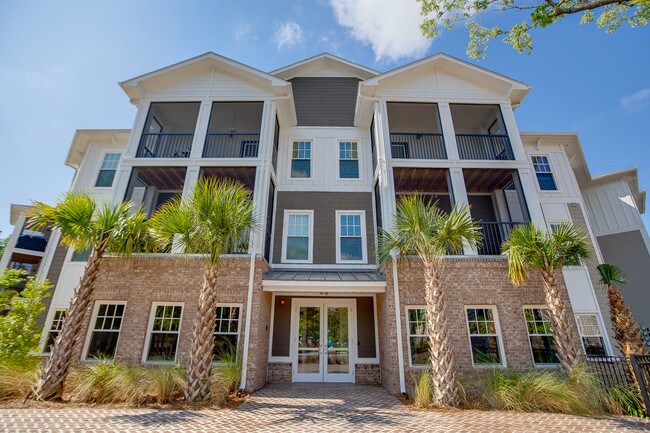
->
[[291, 298, 357, 383]]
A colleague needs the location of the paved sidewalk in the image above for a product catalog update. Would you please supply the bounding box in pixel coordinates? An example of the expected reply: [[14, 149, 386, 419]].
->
[[1, 383, 649, 432]]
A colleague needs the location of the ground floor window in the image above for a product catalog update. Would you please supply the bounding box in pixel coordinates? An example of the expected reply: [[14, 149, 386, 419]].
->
[[575, 314, 607, 357], [406, 308, 428, 366], [214, 305, 241, 362], [466, 307, 504, 366], [85, 303, 125, 360], [43, 309, 66, 353], [524, 307, 559, 365], [145, 304, 183, 363]]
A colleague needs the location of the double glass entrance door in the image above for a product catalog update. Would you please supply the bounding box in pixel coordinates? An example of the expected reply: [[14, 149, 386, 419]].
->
[[292, 299, 355, 383]]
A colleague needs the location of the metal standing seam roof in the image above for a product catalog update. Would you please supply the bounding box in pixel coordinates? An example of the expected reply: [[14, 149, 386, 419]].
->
[[263, 270, 386, 282]]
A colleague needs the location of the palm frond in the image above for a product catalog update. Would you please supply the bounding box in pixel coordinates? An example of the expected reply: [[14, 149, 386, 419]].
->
[[596, 263, 627, 289]]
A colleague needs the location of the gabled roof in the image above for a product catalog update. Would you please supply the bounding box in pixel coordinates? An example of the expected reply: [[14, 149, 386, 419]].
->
[[10, 204, 32, 226], [271, 53, 379, 80], [66, 129, 131, 169]]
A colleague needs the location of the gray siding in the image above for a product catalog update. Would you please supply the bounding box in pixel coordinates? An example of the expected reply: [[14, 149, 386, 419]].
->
[[271, 296, 292, 357], [273, 192, 375, 265], [37, 243, 68, 328], [597, 230, 650, 328], [290, 77, 359, 126]]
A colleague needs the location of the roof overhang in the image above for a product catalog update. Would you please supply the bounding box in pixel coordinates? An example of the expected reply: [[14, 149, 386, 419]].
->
[[10, 204, 32, 226], [262, 280, 386, 293], [66, 129, 131, 169], [271, 53, 379, 80]]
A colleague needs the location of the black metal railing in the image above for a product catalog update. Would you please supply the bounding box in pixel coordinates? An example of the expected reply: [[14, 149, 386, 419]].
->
[[478, 221, 521, 256], [584, 355, 634, 388], [136, 133, 194, 158], [389, 132, 447, 159], [456, 134, 514, 160], [631, 354, 650, 415], [203, 132, 260, 158], [15, 235, 47, 252]]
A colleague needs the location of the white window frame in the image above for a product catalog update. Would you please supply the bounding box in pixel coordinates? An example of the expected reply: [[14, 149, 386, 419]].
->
[[531, 155, 559, 192], [93, 151, 122, 188], [335, 210, 367, 264], [82, 301, 127, 362], [336, 140, 361, 181], [575, 313, 608, 357], [405, 305, 429, 368], [523, 305, 560, 366], [289, 140, 313, 180], [42, 308, 66, 355], [281, 210, 314, 264], [213, 303, 243, 365], [142, 302, 184, 364], [465, 305, 507, 368]]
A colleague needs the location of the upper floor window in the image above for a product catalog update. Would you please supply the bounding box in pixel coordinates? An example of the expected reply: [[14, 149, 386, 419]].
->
[[95, 153, 121, 187], [336, 211, 366, 263], [575, 314, 607, 357], [466, 307, 505, 366], [282, 211, 313, 263], [532, 156, 557, 191], [339, 141, 359, 179], [291, 141, 311, 178], [523, 307, 559, 365]]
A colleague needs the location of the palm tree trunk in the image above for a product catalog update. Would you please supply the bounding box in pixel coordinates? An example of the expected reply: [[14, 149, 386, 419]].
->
[[33, 247, 105, 400], [541, 270, 582, 371], [607, 285, 647, 357], [423, 258, 458, 407], [184, 264, 219, 402]]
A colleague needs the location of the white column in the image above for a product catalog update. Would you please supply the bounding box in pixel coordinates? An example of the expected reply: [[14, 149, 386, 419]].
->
[[517, 168, 546, 227], [181, 166, 201, 200], [251, 101, 276, 255], [36, 230, 61, 283], [0, 216, 24, 270], [500, 103, 527, 162], [437, 102, 460, 160], [448, 168, 479, 255], [110, 166, 134, 205], [375, 101, 397, 223], [189, 101, 212, 159], [124, 101, 151, 158]]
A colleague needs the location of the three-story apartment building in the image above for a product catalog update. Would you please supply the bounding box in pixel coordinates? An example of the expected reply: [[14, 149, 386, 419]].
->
[[3, 52, 649, 395]]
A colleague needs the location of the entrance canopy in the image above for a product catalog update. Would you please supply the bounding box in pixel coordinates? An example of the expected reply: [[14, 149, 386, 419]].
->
[[262, 269, 386, 293]]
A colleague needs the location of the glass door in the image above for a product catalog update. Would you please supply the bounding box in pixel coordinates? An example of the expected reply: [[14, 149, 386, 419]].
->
[[324, 303, 354, 382], [294, 304, 322, 382]]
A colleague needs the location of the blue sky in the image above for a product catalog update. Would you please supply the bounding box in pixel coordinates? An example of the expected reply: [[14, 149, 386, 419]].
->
[[0, 0, 649, 236]]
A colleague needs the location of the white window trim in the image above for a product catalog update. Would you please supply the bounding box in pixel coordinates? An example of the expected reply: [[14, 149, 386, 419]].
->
[[281, 210, 314, 264], [575, 313, 608, 357], [530, 154, 560, 193], [92, 151, 122, 189], [213, 302, 243, 365], [41, 308, 67, 355], [523, 305, 561, 367], [289, 139, 313, 180], [81, 301, 127, 362], [335, 210, 368, 264], [336, 139, 362, 182], [465, 305, 507, 368], [405, 305, 429, 369], [142, 302, 185, 364]]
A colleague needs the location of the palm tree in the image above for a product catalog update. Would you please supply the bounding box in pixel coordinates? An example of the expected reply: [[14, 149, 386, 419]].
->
[[596, 263, 647, 357], [378, 195, 481, 407], [148, 177, 256, 402], [27, 193, 150, 400], [502, 222, 588, 371]]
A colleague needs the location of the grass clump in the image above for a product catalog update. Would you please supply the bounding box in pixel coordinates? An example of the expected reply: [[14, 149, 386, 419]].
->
[[144, 364, 185, 404], [412, 370, 434, 408], [67, 361, 142, 405], [0, 358, 39, 401]]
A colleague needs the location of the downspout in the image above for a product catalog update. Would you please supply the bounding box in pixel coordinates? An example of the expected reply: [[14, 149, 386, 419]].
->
[[239, 252, 257, 390], [391, 253, 407, 395]]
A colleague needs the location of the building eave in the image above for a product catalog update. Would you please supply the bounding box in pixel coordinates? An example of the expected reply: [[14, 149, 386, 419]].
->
[[65, 129, 131, 169]]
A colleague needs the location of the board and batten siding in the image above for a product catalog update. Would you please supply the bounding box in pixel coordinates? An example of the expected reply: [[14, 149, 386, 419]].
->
[[272, 192, 375, 265], [290, 77, 359, 126]]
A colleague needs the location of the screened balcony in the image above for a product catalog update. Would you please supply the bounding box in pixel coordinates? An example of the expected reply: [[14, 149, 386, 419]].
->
[[450, 105, 514, 161], [124, 167, 186, 219], [203, 102, 263, 158], [387, 103, 447, 160], [137, 102, 200, 158], [463, 169, 529, 255], [393, 167, 452, 212], [15, 228, 49, 252]]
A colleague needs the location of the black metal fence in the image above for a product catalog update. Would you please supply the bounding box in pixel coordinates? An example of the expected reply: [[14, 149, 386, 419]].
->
[[203, 132, 260, 158], [389, 132, 447, 159], [456, 134, 514, 160], [631, 354, 650, 415], [137, 133, 194, 158]]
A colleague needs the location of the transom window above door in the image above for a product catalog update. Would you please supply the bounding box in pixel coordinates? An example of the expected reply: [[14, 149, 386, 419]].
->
[[291, 141, 312, 178]]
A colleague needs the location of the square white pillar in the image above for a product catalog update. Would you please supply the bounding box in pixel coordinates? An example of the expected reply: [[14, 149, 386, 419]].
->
[[124, 101, 151, 158], [517, 168, 547, 228], [189, 101, 213, 159], [500, 103, 527, 162], [437, 102, 460, 160], [448, 167, 479, 255]]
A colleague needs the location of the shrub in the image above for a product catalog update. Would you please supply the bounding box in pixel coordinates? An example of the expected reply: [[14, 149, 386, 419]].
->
[[0, 358, 39, 401], [413, 370, 434, 408], [209, 372, 230, 406], [213, 343, 242, 393], [144, 364, 185, 404], [67, 361, 143, 405]]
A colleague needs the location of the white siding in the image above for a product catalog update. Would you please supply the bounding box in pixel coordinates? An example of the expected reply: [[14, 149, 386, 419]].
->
[[583, 181, 643, 236]]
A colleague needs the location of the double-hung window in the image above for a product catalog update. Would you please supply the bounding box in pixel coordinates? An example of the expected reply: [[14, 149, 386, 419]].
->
[[339, 141, 359, 179], [531, 156, 557, 191], [145, 304, 183, 362], [214, 305, 241, 362], [466, 307, 504, 366], [291, 141, 311, 178], [85, 303, 125, 360], [575, 314, 607, 357], [43, 309, 66, 353], [283, 211, 312, 263], [407, 308, 428, 366], [95, 153, 121, 187], [524, 307, 559, 365], [336, 211, 366, 263]]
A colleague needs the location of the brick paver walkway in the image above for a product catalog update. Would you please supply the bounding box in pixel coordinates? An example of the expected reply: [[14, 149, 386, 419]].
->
[[2, 383, 649, 432]]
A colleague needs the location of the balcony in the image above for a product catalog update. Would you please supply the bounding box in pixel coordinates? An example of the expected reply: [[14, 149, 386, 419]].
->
[[203, 133, 260, 158], [124, 167, 186, 218], [136, 102, 200, 158], [202, 102, 263, 159], [15, 231, 48, 252], [450, 104, 514, 161], [387, 102, 447, 160], [456, 134, 513, 160], [477, 221, 521, 255], [390, 133, 446, 159]]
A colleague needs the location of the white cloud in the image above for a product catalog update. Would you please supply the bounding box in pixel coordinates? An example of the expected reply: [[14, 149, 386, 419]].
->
[[620, 88, 650, 111], [235, 24, 253, 43], [275, 21, 304, 50], [328, 0, 432, 62]]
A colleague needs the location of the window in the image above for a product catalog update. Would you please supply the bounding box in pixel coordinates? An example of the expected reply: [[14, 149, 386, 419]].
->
[[290, 141, 311, 178], [283, 211, 312, 262], [407, 308, 428, 366], [336, 211, 366, 263], [532, 156, 557, 191], [214, 305, 241, 362], [85, 303, 125, 360], [71, 247, 92, 262], [339, 141, 359, 179], [524, 308, 559, 365], [466, 307, 504, 365], [576, 314, 607, 357], [43, 309, 66, 353], [95, 153, 121, 187], [145, 304, 183, 362]]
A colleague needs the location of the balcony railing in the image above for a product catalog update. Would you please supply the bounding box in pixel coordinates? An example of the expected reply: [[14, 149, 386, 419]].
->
[[15, 235, 47, 252], [456, 134, 514, 160], [478, 221, 522, 255], [137, 133, 194, 158], [390, 132, 447, 159], [203, 132, 260, 158]]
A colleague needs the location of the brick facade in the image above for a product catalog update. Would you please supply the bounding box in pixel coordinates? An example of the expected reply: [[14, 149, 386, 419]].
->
[[267, 362, 292, 383], [355, 364, 381, 385]]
